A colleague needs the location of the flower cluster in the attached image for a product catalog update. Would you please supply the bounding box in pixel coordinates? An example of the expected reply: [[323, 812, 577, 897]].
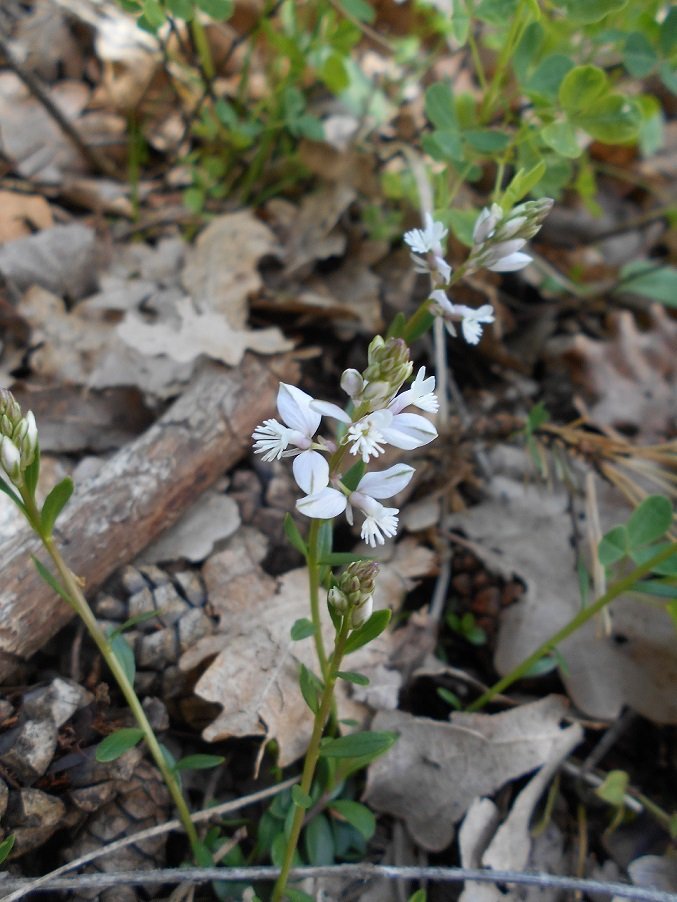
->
[[252, 337, 438, 547], [0, 390, 38, 488], [404, 198, 553, 345], [328, 561, 378, 628]]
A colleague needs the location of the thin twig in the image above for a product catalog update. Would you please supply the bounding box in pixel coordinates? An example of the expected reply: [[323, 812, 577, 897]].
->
[[1, 864, 675, 900], [0, 27, 120, 179], [0, 777, 296, 902]]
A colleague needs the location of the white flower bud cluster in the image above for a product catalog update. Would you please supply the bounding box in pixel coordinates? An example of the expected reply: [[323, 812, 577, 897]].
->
[[252, 341, 438, 548], [328, 561, 378, 628], [0, 390, 38, 488], [404, 198, 553, 345]]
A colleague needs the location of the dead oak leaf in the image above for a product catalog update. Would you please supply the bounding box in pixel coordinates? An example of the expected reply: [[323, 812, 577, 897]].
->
[[117, 297, 293, 367], [364, 696, 578, 852], [185, 530, 435, 766]]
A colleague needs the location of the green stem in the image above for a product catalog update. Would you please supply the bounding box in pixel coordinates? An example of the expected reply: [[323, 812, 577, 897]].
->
[[271, 619, 351, 902], [478, 0, 528, 123], [307, 518, 329, 679], [467, 542, 677, 712], [22, 494, 202, 859]]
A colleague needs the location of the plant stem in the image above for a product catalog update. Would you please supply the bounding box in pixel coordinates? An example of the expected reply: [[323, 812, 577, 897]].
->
[[467, 542, 677, 712], [23, 494, 202, 859], [307, 518, 329, 679], [271, 619, 351, 902]]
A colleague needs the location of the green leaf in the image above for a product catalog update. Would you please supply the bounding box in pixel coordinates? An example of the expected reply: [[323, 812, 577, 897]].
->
[[110, 633, 136, 687], [319, 730, 397, 760], [623, 32, 657, 77], [320, 53, 349, 93], [463, 128, 511, 153], [628, 542, 677, 576], [446, 208, 479, 247], [551, 0, 628, 24], [141, 0, 166, 28], [95, 727, 144, 762], [475, 0, 519, 25], [523, 654, 559, 677], [109, 608, 163, 639], [575, 95, 641, 144], [195, 0, 233, 19], [407, 892, 427, 902], [175, 754, 225, 771], [542, 121, 581, 158], [595, 769, 629, 806], [341, 0, 375, 23], [502, 160, 546, 208], [0, 834, 15, 864], [318, 552, 370, 566], [598, 525, 629, 566], [437, 686, 462, 709], [40, 477, 74, 536], [616, 261, 677, 307], [525, 54, 574, 100], [291, 784, 312, 809], [659, 7, 677, 58], [24, 447, 40, 498], [559, 65, 608, 116], [32, 556, 73, 607], [291, 618, 316, 641], [424, 129, 463, 162], [342, 459, 365, 492], [343, 608, 391, 654], [285, 890, 315, 902], [0, 475, 25, 511], [336, 670, 370, 686], [424, 83, 457, 130], [626, 495, 673, 549], [166, 0, 194, 18], [299, 664, 323, 715], [304, 812, 335, 865], [284, 513, 308, 557], [329, 799, 376, 840]]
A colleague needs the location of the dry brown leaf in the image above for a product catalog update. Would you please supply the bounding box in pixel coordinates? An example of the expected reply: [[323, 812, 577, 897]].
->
[[117, 297, 293, 367], [364, 696, 577, 852], [446, 453, 677, 724], [185, 530, 435, 766], [267, 182, 356, 276], [0, 224, 97, 300], [0, 191, 53, 244], [0, 74, 89, 182], [181, 210, 278, 324], [550, 306, 677, 441]]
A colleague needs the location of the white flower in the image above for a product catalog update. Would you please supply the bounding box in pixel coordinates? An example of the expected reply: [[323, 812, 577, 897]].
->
[[486, 250, 532, 272], [429, 291, 495, 344], [0, 436, 21, 482], [473, 203, 502, 244], [388, 367, 439, 415], [296, 463, 415, 547], [252, 383, 329, 490], [351, 595, 373, 627], [403, 213, 447, 255], [314, 376, 438, 462], [481, 238, 531, 272]]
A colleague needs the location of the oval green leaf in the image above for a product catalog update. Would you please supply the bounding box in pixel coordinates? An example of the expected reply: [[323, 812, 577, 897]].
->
[[303, 812, 335, 865], [291, 784, 312, 809], [175, 754, 225, 771], [344, 609, 391, 654], [336, 670, 370, 686], [627, 495, 673, 549], [291, 618, 316, 641], [96, 727, 144, 762], [559, 65, 608, 115], [330, 799, 376, 840], [598, 525, 629, 566], [319, 730, 397, 760]]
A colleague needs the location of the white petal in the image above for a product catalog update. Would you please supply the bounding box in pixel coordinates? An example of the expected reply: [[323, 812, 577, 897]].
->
[[487, 251, 532, 272], [461, 318, 483, 344], [310, 400, 352, 423], [293, 450, 328, 495], [381, 412, 438, 450], [429, 289, 453, 313], [296, 487, 347, 519], [433, 255, 452, 284], [357, 463, 415, 499], [277, 384, 321, 437]]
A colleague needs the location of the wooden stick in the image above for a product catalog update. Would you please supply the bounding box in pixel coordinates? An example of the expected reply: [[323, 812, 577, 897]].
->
[[0, 355, 296, 679]]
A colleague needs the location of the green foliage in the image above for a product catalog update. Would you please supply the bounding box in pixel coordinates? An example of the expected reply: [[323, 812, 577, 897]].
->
[[343, 608, 391, 654], [446, 611, 487, 646], [284, 514, 308, 558], [299, 663, 324, 714], [0, 834, 15, 865], [291, 618, 316, 641], [109, 633, 136, 687], [96, 727, 145, 762], [174, 754, 225, 771], [598, 495, 673, 566], [32, 556, 73, 608], [319, 730, 397, 761]]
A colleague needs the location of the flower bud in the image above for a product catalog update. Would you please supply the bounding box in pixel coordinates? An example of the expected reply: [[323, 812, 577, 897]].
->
[[328, 586, 349, 614], [473, 203, 502, 244], [338, 561, 379, 606], [351, 595, 373, 629], [363, 338, 413, 406], [341, 369, 364, 400], [21, 411, 38, 465], [0, 436, 21, 483]]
